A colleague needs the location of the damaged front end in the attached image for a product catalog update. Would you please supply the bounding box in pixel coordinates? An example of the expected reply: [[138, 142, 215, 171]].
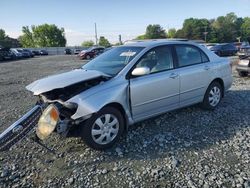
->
[[0, 105, 43, 151], [0, 69, 110, 151]]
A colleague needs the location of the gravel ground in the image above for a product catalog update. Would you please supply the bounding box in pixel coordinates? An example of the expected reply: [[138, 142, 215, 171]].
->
[[0, 55, 249, 188]]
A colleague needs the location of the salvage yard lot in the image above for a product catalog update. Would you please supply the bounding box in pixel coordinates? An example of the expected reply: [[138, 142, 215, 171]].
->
[[0, 55, 249, 187]]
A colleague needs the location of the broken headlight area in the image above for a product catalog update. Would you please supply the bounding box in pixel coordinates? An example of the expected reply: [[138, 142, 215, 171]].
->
[[0, 76, 106, 152], [0, 101, 80, 151], [36, 104, 59, 140]]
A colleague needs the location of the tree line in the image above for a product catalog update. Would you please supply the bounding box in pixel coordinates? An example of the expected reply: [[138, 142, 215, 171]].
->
[[137, 13, 250, 43], [0, 24, 112, 48], [0, 12, 249, 48]]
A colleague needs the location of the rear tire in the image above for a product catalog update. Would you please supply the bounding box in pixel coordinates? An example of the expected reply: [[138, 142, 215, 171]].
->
[[238, 71, 248, 77], [201, 82, 222, 110], [80, 107, 125, 150]]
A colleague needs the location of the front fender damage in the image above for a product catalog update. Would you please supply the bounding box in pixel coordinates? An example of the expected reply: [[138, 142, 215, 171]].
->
[[67, 81, 132, 125], [0, 72, 131, 151]]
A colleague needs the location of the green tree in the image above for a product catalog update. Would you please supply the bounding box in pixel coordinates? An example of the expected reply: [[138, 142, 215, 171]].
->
[[19, 26, 34, 47], [167, 28, 176, 38], [211, 13, 238, 42], [81, 40, 94, 47], [135, 34, 146, 40], [241, 17, 250, 42], [19, 24, 66, 47], [235, 17, 244, 39], [145, 24, 166, 39], [0, 29, 12, 47], [0, 29, 6, 41], [175, 29, 185, 38], [98, 36, 111, 47], [177, 18, 210, 41]]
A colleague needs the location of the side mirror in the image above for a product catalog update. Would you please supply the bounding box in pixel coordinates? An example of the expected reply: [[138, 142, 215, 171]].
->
[[131, 67, 150, 76]]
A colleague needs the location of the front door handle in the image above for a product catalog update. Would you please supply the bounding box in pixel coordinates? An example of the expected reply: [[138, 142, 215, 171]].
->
[[169, 73, 178, 79], [204, 66, 210, 70]]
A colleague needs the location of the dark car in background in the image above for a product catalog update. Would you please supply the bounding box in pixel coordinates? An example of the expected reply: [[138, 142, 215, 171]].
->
[[0, 48, 14, 61], [210, 43, 238, 56], [64, 48, 72, 55], [40, 50, 48, 55], [78, 46, 105, 60], [16, 49, 30, 58], [103, 47, 113, 53], [10, 49, 23, 59], [23, 49, 34, 57], [32, 50, 40, 56]]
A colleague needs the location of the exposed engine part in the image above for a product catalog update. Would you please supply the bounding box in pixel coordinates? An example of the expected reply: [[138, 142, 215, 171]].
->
[[41, 76, 109, 102], [39, 95, 78, 110], [56, 120, 71, 136]]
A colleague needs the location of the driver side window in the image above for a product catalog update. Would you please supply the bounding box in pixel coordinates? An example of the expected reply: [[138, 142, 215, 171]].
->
[[136, 46, 174, 74]]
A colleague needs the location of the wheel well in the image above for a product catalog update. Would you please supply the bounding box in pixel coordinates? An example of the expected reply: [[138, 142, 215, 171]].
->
[[211, 78, 225, 97], [103, 102, 128, 131]]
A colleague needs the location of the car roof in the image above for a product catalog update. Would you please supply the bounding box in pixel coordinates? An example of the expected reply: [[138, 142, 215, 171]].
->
[[123, 39, 201, 48]]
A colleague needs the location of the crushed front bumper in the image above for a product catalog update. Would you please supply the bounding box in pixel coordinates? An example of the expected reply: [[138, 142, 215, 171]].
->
[[0, 105, 43, 151]]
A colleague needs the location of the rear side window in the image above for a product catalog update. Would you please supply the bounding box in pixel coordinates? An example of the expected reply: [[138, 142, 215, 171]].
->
[[201, 51, 209, 62], [175, 45, 209, 67]]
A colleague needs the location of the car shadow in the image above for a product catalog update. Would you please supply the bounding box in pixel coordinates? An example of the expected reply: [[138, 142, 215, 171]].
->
[[80, 89, 250, 165]]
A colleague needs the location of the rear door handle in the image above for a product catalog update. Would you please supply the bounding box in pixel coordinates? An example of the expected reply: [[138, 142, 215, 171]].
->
[[169, 73, 179, 79], [204, 66, 210, 70]]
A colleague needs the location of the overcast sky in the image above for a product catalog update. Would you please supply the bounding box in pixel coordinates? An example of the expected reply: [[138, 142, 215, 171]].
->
[[1, 0, 250, 46]]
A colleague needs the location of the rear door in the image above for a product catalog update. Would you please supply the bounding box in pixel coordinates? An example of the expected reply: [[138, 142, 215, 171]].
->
[[174, 44, 212, 107], [129, 45, 180, 121]]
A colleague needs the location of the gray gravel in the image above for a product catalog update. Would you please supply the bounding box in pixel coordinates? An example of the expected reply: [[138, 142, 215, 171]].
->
[[0, 55, 249, 187]]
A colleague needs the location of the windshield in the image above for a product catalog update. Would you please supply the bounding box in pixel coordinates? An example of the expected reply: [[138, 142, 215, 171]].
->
[[82, 46, 144, 76]]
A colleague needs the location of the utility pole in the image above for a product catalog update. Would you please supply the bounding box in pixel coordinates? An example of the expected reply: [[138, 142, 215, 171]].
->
[[203, 26, 208, 43], [119, 35, 122, 45], [95, 23, 98, 45]]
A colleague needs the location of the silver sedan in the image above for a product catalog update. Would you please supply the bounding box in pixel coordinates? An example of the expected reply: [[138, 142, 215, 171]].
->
[[0, 40, 233, 150]]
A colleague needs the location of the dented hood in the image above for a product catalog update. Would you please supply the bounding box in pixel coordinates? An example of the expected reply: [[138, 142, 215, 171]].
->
[[26, 69, 108, 95]]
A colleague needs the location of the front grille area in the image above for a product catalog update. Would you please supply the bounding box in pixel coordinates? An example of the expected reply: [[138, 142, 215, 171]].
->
[[0, 105, 42, 151]]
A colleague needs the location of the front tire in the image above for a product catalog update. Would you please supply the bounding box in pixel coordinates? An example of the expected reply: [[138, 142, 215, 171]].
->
[[201, 82, 222, 110], [86, 55, 91, 60], [80, 107, 125, 150]]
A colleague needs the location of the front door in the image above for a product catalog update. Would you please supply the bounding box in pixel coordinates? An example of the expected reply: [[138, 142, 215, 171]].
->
[[129, 45, 180, 121]]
